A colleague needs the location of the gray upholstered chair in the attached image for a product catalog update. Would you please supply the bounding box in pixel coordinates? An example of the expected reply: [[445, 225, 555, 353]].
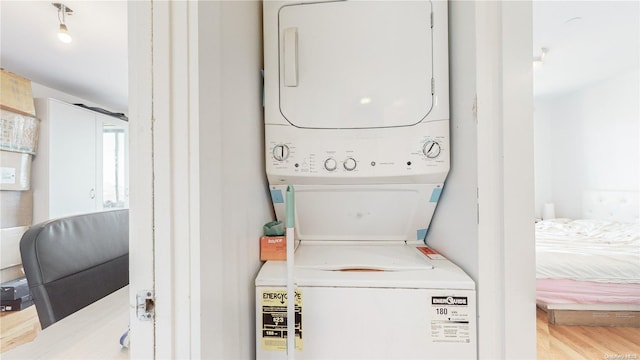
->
[[20, 209, 129, 329]]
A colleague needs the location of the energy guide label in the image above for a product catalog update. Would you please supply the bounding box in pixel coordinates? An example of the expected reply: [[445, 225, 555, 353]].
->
[[261, 289, 303, 351], [430, 296, 470, 343]]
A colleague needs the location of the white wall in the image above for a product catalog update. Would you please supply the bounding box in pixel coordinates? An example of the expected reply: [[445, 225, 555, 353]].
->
[[535, 68, 640, 218], [197, 2, 274, 358], [427, 0, 478, 285], [533, 98, 554, 217]]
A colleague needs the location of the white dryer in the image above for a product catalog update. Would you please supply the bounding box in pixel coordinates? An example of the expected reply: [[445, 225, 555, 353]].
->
[[256, 1, 476, 359]]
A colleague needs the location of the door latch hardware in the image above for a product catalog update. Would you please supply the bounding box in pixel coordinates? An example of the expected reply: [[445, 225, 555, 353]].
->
[[137, 290, 155, 321]]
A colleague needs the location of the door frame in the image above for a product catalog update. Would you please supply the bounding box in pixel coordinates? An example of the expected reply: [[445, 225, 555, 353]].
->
[[475, 1, 536, 359], [128, 1, 203, 358]]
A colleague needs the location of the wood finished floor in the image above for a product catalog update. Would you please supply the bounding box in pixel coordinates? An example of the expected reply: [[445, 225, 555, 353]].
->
[[537, 307, 640, 360], [3, 306, 639, 358]]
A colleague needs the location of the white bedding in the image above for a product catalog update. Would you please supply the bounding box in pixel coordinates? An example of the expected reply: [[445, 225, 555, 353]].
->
[[536, 219, 640, 284]]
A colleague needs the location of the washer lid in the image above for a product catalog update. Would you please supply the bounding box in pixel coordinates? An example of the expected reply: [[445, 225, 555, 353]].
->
[[278, 0, 434, 129], [255, 244, 476, 289], [295, 244, 434, 271]]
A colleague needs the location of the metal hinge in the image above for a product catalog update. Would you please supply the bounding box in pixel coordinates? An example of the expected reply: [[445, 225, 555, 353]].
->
[[431, 78, 435, 95], [137, 290, 155, 321]]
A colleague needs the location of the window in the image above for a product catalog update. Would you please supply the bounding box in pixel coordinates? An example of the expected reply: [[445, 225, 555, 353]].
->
[[103, 126, 127, 209]]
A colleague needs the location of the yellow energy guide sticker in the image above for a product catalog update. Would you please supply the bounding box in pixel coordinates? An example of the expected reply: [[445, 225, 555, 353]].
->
[[261, 289, 303, 351]]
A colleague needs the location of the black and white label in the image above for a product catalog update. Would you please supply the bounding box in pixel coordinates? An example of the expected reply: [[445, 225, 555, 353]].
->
[[430, 296, 471, 343]]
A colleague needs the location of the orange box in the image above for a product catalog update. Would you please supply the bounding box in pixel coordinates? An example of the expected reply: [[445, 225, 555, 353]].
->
[[0, 70, 36, 117], [260, 236, 286, 261]]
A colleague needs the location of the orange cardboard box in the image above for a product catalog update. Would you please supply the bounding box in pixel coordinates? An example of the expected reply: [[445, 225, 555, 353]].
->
[[0, 70, 36, 117], [260, 235, 286, 261]]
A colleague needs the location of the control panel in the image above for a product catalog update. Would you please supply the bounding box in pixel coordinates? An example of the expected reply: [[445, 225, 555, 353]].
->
[[265, 120, 449, 184]]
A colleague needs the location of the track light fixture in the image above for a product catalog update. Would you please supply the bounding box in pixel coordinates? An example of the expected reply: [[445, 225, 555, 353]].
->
[[53, 3, 73, 44]]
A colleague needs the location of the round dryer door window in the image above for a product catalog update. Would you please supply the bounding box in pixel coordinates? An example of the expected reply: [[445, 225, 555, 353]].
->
[[278, 0, 434, 129]]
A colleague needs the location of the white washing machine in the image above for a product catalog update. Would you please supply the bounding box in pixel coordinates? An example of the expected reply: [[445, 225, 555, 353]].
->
[[256, 1, 476, 358]]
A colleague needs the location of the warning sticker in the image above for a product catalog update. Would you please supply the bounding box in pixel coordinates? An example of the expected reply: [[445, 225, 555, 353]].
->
[[430, 296, 471, 343], [261, 289, 303, 351], [417, 246, 446, 260]]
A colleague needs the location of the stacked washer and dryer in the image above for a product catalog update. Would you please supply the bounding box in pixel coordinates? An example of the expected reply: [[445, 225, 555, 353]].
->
[[255, 1, 476, 359]]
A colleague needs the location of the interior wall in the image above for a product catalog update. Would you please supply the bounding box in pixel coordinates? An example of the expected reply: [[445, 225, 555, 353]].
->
[[533, 98, 554, 217], [427, 0, 478, 282], [534, 68, 640, 218], [197, 1, 273, 358]]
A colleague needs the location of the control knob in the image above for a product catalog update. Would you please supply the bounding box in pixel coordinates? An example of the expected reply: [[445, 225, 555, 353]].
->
[[422, 140, 441, 159], [343, 157, 357, 171], [324, 158, 337, 171], [272, 144, 290, 161]]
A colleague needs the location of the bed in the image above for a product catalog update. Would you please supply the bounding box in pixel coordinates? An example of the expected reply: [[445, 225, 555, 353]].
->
[[535, 190, 640, 327]]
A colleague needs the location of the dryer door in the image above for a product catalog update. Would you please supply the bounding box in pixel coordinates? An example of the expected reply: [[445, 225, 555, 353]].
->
[[278, 0, 433, 129]]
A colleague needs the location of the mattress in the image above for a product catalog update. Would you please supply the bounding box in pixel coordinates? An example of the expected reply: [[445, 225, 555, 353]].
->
[[536, 279, 640, 305], [536, 219, 640, 284]]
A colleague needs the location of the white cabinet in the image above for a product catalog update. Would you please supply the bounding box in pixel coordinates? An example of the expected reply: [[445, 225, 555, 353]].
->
[[32, 98, 128, 224]]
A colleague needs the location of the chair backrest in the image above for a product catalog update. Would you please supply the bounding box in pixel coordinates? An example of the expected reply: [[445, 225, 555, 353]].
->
[[20, 209, 129, 329]]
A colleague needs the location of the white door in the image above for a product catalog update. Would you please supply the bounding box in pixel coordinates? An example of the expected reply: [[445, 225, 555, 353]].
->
[[278, 0, 434, 129], [127, 1, 155, 358], [48, 100, 98, 218]]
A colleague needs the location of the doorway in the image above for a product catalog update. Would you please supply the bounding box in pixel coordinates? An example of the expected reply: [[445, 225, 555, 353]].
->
[[532, 1, 640, 357]]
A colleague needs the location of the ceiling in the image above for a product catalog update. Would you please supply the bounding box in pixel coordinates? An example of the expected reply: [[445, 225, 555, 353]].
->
[[532, 1, 639, 97], [1, 1, 128, 114], [1, 2, 638, 114]]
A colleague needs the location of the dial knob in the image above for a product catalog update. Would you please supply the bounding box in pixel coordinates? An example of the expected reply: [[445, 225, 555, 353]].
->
[[343, 157, 357, 171], [272, 144, 289, 161], [422, 141, 441, 159], [324, 158, 337, 171]]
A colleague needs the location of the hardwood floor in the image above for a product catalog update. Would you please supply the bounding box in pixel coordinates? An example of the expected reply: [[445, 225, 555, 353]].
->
[[3, 305, 639, 357], [537, 307, 640, 360], [0, 305, 40, 353]]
